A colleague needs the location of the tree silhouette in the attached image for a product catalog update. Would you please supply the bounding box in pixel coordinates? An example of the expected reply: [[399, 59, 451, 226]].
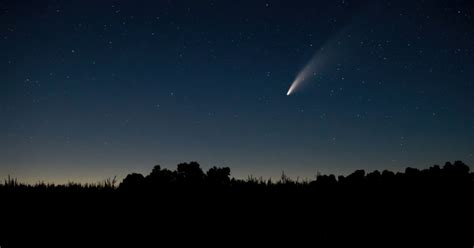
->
[[366, 170, 381, 184], [176, 161, 205, 186], [119, 173, 145, 191], [146, 165, 177, 189], [345, 169, 365, 184], [2, 160, 472, 246], [206, 166, 231, 186]]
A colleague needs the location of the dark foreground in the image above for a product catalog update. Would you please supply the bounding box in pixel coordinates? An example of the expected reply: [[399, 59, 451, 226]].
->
[[1, 161, 473, 247]]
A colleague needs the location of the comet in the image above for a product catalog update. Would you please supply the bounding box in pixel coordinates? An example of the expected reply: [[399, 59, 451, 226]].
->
[[286, 5, 375, 96], [286, 47, 327, 96]]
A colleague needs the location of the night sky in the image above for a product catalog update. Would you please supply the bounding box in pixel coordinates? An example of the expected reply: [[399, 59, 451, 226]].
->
[[1, 0, 473, 183]]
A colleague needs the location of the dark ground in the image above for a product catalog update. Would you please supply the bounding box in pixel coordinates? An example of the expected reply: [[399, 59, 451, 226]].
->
[[1, 161, 473, 247]]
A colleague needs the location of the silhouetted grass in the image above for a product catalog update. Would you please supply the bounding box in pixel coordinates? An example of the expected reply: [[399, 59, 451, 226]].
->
[[1, 161, 472, 247], [1, 161, 472, 194]]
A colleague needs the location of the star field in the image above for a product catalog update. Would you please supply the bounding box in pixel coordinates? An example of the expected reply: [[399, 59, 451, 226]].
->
[[0, 0, 473, 183]]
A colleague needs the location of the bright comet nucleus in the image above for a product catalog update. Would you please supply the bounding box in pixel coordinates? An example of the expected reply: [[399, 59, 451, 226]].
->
[[286, 40, 335, 96], [288, 60, 316, 95], [286, 52, 322, 96], [286, 77, 301, 96]]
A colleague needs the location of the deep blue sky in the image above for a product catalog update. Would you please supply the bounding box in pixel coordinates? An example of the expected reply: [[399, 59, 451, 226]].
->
[[1, 0, 473, 183]]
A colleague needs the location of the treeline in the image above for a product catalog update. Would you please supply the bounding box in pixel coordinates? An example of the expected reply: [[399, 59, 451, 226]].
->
[[1, 160, 472, 193], [1, 161, 473, 246]]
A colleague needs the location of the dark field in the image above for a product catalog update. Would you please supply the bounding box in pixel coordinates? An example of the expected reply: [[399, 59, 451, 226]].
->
[[1, 161, 472, 247]]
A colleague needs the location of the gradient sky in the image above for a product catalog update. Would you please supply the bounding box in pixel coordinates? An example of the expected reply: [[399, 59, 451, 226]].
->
[[1, 0, 473, 183]]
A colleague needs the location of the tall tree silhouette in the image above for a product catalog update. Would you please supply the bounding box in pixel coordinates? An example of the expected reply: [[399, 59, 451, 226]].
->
[[176, 161, 205, 186], [146, 165, 177, 188], [119, 173, 145, 191], [206, 166, 231, 186]]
